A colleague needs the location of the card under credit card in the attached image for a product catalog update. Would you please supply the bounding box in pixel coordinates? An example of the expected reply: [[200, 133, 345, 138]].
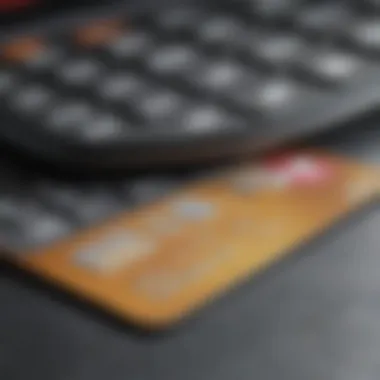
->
[[8, 150, 380, 329]]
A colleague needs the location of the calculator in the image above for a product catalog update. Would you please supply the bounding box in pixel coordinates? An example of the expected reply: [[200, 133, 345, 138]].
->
[[0, 0, 380, 171]]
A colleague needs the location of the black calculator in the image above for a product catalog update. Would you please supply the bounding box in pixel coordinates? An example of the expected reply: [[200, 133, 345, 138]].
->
[[1, 0, 380, 171]]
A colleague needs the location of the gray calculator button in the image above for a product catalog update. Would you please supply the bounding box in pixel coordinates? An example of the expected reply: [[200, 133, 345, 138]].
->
[[76, 114, 127, 142], [237, 78, 298, 112], [47, 102, 94, 131], [57, 59, 103, 86], [11, 85, 53, 114], [137, 90, 184, 122], [157, 7, 202, 32], [98, 73, 145, 101], [247, 0, 302, 19], [0, 71, 15, 96], [350, 18, 380, 53], [252, 33, 304, 66], [0, 198, 70, 249], [295, 2, 352, 34], [182, 105, 231, 133], [195, 60, 247, 93], [35, 183, 121, 225], [23, 211, 71, 247], [107, 31, 152, 59], [303, 50, 362, 83], [197, 16, 243, 46], [147, 45, 199, 76], [255, 79, 298, 110]]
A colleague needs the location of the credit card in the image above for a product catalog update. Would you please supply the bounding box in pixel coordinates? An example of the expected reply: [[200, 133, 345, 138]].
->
[[10, 151, 380, 328]]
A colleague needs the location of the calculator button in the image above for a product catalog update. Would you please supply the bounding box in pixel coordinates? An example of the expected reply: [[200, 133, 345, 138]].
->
[[249, 32, 304, 67], [146, 45, 200, 77], [156, 7, 203, 34], [0, 198, 70, 249], [135, 89, 185, 123], [194, 60, 248, 94], [35, 184, 121, 225], [300, 49, 363, 84], [98, 73, 146, 102], [56, 59, 104, 87], [22, 210, 71, 248], [106, 31, 152, 60], [349, 18, 380, 53], [246, 0, 303, 20], [181, 105, 238, 133], [10, 85, 54, 115], [295, 2, 352, 35], [75, 113, 128, 142], [0, 71, 16, 97], [256, 79, 298, 110], [197, 16, 244, 48], [236, 78, 298, 112], [46, 102, 94, 131]]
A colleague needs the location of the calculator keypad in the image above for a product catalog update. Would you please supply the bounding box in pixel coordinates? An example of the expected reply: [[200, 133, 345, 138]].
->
[[0, 0, 379, 163]]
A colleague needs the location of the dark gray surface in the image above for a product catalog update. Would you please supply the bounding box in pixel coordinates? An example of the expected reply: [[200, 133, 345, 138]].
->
[[2, 120, 380, 380]]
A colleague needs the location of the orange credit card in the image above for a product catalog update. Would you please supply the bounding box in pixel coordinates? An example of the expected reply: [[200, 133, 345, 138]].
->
[[10, 151, 380, 328]]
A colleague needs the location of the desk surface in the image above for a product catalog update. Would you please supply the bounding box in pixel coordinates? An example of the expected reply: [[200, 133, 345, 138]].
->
[[2, 121, 380, 380]]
